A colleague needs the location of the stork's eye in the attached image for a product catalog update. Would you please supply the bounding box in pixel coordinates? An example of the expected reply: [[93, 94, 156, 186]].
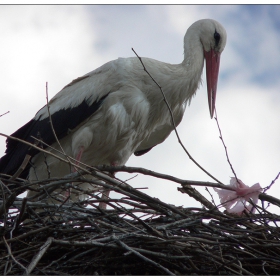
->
[[214, 31, 220, 45]]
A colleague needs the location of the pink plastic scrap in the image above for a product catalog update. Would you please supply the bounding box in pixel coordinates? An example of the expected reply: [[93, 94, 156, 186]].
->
[[214, 177, 262, 215]]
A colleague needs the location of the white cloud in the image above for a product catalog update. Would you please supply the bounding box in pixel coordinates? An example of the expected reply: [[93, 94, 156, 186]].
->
[[0, 6, 102, 146]]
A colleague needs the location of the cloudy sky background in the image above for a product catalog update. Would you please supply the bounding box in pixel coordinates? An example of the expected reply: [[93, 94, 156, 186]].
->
[[0, 5, 279, 214]]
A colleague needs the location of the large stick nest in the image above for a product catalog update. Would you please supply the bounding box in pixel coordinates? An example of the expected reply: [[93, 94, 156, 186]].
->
[[1, 166, 280, 276]]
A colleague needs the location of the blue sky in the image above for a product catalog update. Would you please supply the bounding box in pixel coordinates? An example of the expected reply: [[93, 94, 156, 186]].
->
[[0, 5, 279, 214]]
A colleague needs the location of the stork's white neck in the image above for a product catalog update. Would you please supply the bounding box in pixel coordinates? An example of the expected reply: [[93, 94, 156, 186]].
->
[[182, 31, 204, 87], [161, 31, 203, 109]]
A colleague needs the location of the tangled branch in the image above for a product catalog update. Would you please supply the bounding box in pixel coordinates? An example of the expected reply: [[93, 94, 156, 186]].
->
[[1, 168, 280, 275]]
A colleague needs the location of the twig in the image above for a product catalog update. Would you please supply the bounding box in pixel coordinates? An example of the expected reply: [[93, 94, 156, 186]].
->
[[259, 193, 280, 208], [0, 181, 7, 227], [0, 226, 50, 246], [132, 48, 223, 185], [30, 135, 93, 171], [96, 165, 232, 191], [10, 155, 31, 180], [178, 185, 216, 210], [262, 261, 269, 276], [113, 237, 175, 276], [0, 111, 10, 118], [0, 133, 87, 175], [214, 108, 238, 181], [10, 136, 42, 180], [2, 236, 28, 275], [92, 219, 128, 234], [24, 237, 53, 275], [264, 171, 280, 192], [15, 197, 27, 229], [45, 82, 72, 168], [155, 217, 194, 230]]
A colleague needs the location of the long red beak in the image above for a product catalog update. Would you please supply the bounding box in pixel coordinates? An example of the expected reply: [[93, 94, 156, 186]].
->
[[204, 49, 221, 118]]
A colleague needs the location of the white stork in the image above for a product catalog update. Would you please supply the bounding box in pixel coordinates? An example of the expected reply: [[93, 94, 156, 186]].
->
[[0, 19, 227, 208]]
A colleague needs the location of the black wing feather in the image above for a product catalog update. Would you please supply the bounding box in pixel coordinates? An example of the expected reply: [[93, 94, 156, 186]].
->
[[134, 147, 153, 156], [0, 93, 109, 178]]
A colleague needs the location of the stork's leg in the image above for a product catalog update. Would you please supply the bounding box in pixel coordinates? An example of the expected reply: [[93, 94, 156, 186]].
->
[[99, 189, 111, 210], [67, 146, 114, 209], [62, 146, 85, 201], [74, 147, 85, 171], [99, 162, 117, 210]]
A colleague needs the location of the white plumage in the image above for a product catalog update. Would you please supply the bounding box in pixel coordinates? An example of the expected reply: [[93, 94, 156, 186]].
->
[[0, 19, 227, 207]]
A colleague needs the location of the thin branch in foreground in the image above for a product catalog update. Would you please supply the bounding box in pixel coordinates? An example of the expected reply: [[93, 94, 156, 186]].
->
[[0, 111, 10, 118], [45, 82, 73, 170], [2, 236, 28, 275], [214, 108, 239, 182], [264, 171, 280, 192], [10, 154, 31, 180], [132, 48, 223, 185], [1, 164, 280, 276], [178, 184, 216, 210], [24, 237, 53, 275], [95, 165, 280, 209], [113, 237, 175, 276], [96, 165, 231, 190], [0, 133, 89, 175]]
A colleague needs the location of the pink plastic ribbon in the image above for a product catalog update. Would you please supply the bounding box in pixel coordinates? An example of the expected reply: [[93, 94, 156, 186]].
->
[[215, 177, 262, 215]]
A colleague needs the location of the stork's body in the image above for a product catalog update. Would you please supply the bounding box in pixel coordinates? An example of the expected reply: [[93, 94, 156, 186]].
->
[[0, 19, 227, 206]]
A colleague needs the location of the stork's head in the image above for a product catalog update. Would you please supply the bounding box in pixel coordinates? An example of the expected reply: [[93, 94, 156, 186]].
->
[[187, 19, 227, 118]]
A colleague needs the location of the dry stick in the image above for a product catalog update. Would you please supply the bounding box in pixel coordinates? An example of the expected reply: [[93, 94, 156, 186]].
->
[[0, 226, 50, 246], [99, 165, 280, 209], [50, 238, 191, 261], [0, 111, 10, 118], [0, 135, 136, 206], [10, 136, 44, 180], [10, 155, 31, 180], [2, 127, 204, 213], [96, 219, 128, 233], [214, 109, 239, 182], [1, 132, 278, 208], [0, 133, 85, 174], [264, 171, 280, 192], [2, 236, 28, 275], [27, 139, 98, 192], [24, 237, 53, 275], [29, 136, 113, 195], [30, 136, 92, 171], [214, 110, 280, 208], [178, 185, 216, 210], [15, 197, 27, 229], [0, 133, 88, 205], [45, 82, 74, 169], [113, 237, 175, 276], [132, 48, 223, 185], [0, 181, 7, 227], [97, 165, 232, 191], [2, 136, 278, 209]]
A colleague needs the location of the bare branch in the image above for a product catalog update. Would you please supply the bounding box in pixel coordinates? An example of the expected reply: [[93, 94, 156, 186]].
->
[[264, 171, 280, 192], [45, 82, 73, 170], [10, 155, 31, 180], [2, 236, 28, 275], [96, 165, 232, 190], [0, 111, 10, 118], [178, 184, 216, 210], [113, 237, 176, 276], [132, 47, 223, 185], [0, 133, 89, 175], [214, 108, 239, 181], [25, 237, 53, 275]]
